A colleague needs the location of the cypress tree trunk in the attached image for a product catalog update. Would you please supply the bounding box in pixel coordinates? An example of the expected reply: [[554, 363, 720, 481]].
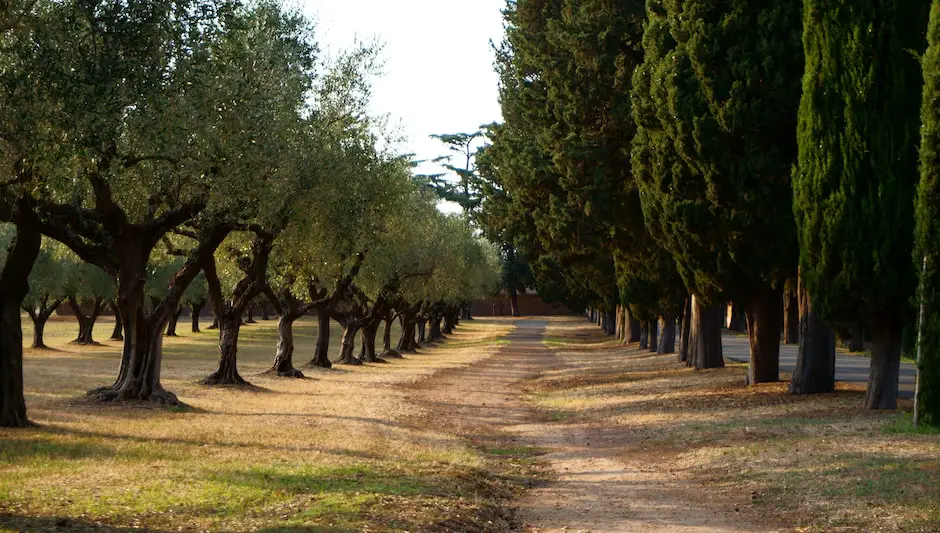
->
[[307, 309, 333, 368], [203, 313, 248, 386], [266, 312, 305, 378], [728, 303, 746, 332], [866, 318, 904, 409], [846, 322, 865, 352], [190, 302, 203, 333], [790, 275, 836, 395], [628, 308, 641, 343], [659, 317, 677, 354], [638, 322, 649, 349], [679, 298, 692, 362], [0, 222, 40, 427], [605, 309, 616, 335], [165, 307, 182, 337], [784, 289, 799, 344], [109, 301, 123, 341], [691, 297, 725, 370], [337, 322, 362, 366], [647, 319, 658, 353], [744, 286, 784, 384]]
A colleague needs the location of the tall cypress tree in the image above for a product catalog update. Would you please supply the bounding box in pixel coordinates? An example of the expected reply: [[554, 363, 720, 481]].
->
[[795, 0, 930, 409], [916, 1, 940, 424], [632, 0, 804, 380]]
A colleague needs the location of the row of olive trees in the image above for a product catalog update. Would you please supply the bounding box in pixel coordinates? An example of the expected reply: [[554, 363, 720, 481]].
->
[[0, 0, 500, 427]]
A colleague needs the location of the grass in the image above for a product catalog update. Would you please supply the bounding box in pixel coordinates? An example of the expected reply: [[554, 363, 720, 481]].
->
[[1, 315, 525, 532], [530, 317, 940, 533]]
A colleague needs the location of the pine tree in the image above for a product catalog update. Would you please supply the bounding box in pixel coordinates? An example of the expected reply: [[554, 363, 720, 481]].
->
[[632, 0, 804, 379], [795, 0, 930, 409], [916, 0, 940, 424]]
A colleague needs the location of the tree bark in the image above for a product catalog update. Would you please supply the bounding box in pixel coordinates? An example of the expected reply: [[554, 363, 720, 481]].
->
[[509, 284, 521, 317], [109, 301, 123, 341], [847, 322, 865, 352], [659, 317, 677, 354], [428, 313, 442, 342], [381, 314, 400, 358], [165, 306, 182, 337], [639, 322, 649, 349], [307, 309, 333, 368], [783, 289, 799, 344], [443, 312, 456, 335], [789, 277, 835, 395], [679, 298, 692, 362], [266, 312, 305, 378], [728, 303, 747, 332], [359, 321, 381, 363], [628, 308, 642, 343], [417, 318, 427, 344], [190, 302, 204, 333], [25, 299, 60, 350], [647, 319, 658, 352], [337, 322, 362, 365], [690, 296, 725, 370], [744, 285, 783, 384], [604, 309, 616, 335], [70, 296, 104, 345], [396, 311, 418, 353], [0, 221, 41, 427], [244, 304, 256, 324], [203, 313, 248, 385], [866, 318, 903, 409]]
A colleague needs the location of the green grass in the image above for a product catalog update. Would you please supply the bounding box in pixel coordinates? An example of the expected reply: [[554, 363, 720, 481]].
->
[[1, 317, 528, 533]]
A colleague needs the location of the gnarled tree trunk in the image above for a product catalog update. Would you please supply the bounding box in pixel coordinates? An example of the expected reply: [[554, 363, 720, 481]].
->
[[266, 312, 305, 378], [417, 318, 427, 344], [307, 309, 333, 368], [70, 296, 104, 345], [203, 312, 248, 386], [190, 301, 204, 333], [337, 322, 362, 366], [109, 301, 123, 341], [397, 310, 419, 353], [0, 221, 41, 427], [790, 277, 835, 395], [381, 314, 400, 358], [359, 321, 380, 363], [24, 297, 62, 350], [744, 285, 783, 384], [165, 306, 182, 337]]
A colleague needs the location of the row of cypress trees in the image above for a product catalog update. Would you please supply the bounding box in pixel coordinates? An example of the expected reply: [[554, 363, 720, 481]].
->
[[484, 0, 940, 418]]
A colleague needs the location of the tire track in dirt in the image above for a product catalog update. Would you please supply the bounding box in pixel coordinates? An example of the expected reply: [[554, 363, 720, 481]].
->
[[409, 319, 782, 533]]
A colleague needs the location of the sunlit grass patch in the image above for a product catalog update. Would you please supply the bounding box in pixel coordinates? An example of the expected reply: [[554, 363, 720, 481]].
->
[[1, 317, 523, 532]]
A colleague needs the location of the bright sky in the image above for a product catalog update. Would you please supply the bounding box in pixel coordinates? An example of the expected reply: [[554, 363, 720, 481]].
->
[[300, 0, 505, 187]]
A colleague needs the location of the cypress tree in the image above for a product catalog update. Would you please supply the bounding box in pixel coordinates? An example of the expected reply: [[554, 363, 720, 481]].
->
[[632, 0, 804, 379], [916, 0, 940, 424], [795, 0, 930, 409]]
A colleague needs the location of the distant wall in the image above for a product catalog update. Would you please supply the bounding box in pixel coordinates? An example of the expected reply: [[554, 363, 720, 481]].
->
[[471, 294, 573, 317]]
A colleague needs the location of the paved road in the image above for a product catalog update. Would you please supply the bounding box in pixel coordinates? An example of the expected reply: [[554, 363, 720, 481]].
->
[[721, 333, 916, 398]]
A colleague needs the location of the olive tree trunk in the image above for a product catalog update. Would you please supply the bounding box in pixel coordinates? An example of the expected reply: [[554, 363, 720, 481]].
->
[[190, 301, 204, 333], [337, 322, 363, 366], [0, 221, 41, 427], [109, 301, 123, 341], [266, 312, 305, 378], [165, 306, 183, 337], [307, 309, 334, 368], [70, 296, 104, 345], [202, 313, 248, 386]]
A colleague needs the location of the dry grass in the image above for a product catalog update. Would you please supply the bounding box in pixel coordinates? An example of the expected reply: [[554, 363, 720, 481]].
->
[[1, 316, 519, 532], [530, 317, 940, 533]]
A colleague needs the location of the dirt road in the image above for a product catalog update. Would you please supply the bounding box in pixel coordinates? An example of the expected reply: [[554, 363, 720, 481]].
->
[[409, 319, 781, 533]]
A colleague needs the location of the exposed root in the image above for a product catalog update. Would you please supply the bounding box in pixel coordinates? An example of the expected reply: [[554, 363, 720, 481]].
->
[[86, 384, 182, 407], [201, 371, 251, 387], [305, 359, 333, 369], [337, 356, 364, 366], [263, 366, 306, 379], [382, 350, 404, 359]]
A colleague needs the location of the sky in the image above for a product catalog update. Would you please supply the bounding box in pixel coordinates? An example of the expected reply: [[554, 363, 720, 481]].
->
[[299, 0, 506, 188]]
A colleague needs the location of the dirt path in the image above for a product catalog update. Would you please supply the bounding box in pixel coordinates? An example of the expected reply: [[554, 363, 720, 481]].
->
[[409, 319, 783, 533]]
